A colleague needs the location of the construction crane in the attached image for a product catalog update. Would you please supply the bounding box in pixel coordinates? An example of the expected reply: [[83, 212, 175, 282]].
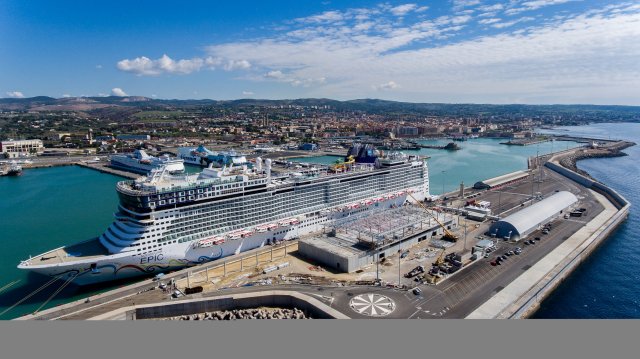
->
[[408, 192, 459, 242]]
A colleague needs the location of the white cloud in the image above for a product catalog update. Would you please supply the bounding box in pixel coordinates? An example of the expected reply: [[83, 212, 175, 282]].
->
[[5, 91, 25, 98], [479, 18, 502, 25], [242, 91, 254, 95], [117, 54, 249, 75], [491, 16, 535, 28], [111, 88, 128, 97], [506, 0, 574, 15], [296, 10, 344, 23], [478, 4, 505, 12], [451, 15, 473, 24], [95, 64, 103, 69], [390, 4, 418, 16], [224, 59, 251, 71], [452, 0, 481, 11], [374, 81, 399, 90], [264, 70, 285, 79], [62, 94, 72, 98]]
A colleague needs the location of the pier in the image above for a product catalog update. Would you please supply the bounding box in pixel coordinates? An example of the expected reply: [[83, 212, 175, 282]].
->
[[75, 162, 140, 179]]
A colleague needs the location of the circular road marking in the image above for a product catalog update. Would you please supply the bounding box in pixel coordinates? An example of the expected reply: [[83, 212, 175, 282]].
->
[[349, 293, 396, 317]]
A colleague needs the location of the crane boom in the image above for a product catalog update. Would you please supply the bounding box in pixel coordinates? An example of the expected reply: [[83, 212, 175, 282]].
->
[[407, 192, 459, 242]]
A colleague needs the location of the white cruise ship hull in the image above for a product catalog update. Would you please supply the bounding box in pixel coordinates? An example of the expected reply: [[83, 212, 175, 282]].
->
[[20, 193, 417, 286], [110, 157, 184, 175]]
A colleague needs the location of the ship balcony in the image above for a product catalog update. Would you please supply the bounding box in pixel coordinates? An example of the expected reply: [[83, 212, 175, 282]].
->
[[105, 224, 142, 242], [112, 221, 146, 235], [114, 212, 154, 225]]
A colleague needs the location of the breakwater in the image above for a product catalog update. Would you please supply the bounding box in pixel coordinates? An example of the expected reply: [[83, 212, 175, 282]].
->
[[556, 141, 635, 179]]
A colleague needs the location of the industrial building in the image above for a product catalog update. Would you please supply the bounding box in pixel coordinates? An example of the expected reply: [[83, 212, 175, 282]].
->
[[488, 191, 578, 241], [298, 206, 458, 273], [473, 170, 530, 189]]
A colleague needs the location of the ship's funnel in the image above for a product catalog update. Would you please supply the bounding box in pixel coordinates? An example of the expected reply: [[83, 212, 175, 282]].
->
[[255, 157, 263, 172]]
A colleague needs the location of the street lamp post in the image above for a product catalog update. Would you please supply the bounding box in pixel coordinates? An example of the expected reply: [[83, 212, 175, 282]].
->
[[463, 215, 468, 250]]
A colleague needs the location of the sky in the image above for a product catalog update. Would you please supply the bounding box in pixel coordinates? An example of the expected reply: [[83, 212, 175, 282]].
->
[[1, 0, 639, 105]]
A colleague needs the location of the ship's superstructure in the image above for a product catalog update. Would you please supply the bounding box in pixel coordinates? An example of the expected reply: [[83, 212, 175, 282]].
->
[[178, 145, 249, 168], [18, 145, 440, 285], [110, 150, 184, 175]]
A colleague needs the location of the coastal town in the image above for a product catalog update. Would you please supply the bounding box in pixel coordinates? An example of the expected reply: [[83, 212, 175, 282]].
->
[[3, 97, 634, 160]]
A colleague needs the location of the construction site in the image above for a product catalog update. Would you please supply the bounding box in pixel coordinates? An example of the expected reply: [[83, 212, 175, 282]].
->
[[299, 205, 458, 275]]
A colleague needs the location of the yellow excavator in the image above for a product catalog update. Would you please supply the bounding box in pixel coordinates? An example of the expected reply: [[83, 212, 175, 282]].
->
[[433, 248, 447, 267], [408, 193, 459, 242]]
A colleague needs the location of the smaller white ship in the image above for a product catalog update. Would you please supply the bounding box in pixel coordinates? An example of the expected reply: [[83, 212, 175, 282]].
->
[[110, 149, 184, 175]]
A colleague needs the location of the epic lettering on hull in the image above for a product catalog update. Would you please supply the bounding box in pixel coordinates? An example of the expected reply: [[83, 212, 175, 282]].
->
[[140, 253, 164, 264]]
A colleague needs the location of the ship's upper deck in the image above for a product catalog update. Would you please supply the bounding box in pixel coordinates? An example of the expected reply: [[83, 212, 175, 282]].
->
[[116, 148, 426, 198]]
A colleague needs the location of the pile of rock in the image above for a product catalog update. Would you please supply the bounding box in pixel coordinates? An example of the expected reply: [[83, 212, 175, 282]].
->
[[161, 307, 310, 320]]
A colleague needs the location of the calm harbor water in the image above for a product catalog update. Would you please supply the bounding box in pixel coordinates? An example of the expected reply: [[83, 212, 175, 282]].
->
[[0, 166, 128, 319], [291, 138, 581, 194]]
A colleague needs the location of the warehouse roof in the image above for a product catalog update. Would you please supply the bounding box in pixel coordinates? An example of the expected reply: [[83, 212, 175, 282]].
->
[[489, 191, 578, 239], [479, 170, 530, 189]]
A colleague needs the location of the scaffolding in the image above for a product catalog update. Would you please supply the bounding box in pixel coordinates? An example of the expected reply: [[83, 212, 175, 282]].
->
[[321, 205, 453, 249]]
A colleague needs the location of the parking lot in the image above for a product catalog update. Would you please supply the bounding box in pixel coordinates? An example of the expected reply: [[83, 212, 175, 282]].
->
[[400, 166, 604, 318]]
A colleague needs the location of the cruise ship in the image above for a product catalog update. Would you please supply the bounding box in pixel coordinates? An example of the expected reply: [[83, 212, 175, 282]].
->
[[178, 145, 250, 167], [110, 149, 185, 175], [18, 144, 434, 285]]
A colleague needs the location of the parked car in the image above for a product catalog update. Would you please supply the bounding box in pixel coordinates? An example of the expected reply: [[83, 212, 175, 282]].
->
[[413, 287, 422, 295], [535, 237, 541, 241], [501, 255, 508, 260], [400, 251, 409, 259]]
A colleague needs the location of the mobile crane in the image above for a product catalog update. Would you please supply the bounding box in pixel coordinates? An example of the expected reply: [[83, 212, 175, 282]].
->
[[407, 193, 459, 242]]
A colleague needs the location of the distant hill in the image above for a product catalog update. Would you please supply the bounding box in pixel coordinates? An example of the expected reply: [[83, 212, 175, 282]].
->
[[1, 96, 639, 121]]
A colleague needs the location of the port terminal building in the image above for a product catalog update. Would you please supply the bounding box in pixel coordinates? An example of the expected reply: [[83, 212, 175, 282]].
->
[[473, 170, 530, 190], [488, 191, 578, 241], [298, 206, 458, 273]]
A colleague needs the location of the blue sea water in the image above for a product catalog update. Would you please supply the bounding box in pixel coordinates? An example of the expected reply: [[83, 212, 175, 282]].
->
[[533, 123, 640, 318]]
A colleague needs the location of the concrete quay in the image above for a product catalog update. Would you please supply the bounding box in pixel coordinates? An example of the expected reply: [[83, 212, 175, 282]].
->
[[467, 148, 632, 318], [75, 162, 140, 179]]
